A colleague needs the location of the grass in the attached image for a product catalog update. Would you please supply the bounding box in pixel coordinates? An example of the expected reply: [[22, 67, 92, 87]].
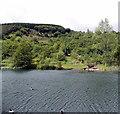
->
[[62, 64, 87, 69], [96, 64, 119, 71], [62, 57, 88, 69]]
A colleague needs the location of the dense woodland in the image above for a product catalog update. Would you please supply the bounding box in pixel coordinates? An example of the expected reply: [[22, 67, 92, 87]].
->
[[0, 18, 119, 70]]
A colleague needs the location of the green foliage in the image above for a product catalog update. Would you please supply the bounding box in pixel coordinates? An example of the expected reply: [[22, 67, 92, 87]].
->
[[2, 59, 13, 67], [41, 65, 56, 70], [2, 39, 18, 59], [13, 40, 33, 68], [1, 20, 118, 69], [57, 61, 62, 69], [56, 51, 66, 61], [95, 18, 117, 66], [71, 51, 78, 59], [95, 18, 112, 33]]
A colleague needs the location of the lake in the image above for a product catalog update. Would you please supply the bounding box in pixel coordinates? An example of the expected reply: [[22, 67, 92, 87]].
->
[[2, 70, 118, 112]]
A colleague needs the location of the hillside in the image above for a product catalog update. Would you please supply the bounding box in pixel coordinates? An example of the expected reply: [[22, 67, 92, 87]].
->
[[1, 23, 71, 39], [0, 20, 119, 70]]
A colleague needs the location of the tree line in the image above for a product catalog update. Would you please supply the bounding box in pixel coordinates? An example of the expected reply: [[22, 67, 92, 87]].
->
[[1, 18, 119, 69]]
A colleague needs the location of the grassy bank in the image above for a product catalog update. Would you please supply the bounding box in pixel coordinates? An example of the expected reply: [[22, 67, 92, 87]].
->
[[96, 64, 119, 72], [1, 57, 119, 72]]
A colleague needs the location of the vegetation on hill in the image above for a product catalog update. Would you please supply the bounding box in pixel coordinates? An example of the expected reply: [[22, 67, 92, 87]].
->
[[1, 19, 119, 70]]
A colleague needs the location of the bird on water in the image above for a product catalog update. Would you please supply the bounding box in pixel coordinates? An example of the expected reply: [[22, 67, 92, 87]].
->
[[30, 87, 34, 90], [9, 109, 14, 113], [60, 109, 64, 114]]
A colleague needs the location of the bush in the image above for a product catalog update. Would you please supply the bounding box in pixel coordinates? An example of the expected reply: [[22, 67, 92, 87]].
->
[[41, 65, 56, 70]]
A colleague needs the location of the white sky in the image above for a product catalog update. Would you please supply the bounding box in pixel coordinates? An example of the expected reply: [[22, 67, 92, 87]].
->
[[0, 0, 119, 31]]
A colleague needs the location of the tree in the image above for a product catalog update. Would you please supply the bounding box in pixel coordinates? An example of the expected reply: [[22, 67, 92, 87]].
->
[[56, 50, 66, 61], [57, 61, 62, 69], [95, 18, 113, 66], [2, 39, 18, 59], [96, 18, 112, 33], [13, 40, 33, 68]]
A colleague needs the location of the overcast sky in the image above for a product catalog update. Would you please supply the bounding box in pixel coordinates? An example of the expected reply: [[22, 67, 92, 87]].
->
[[0, 0, 119, 31]]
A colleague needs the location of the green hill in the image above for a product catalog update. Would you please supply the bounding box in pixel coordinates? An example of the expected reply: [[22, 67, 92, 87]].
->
[[1, 23, 71, 38], [0, 20, 119, 70]]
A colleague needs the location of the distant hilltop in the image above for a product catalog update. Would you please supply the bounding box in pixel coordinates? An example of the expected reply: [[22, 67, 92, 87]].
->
[[1, 23, 71, 37]]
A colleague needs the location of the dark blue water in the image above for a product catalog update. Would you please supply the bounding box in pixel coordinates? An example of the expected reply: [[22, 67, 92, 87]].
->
[[2, 70, 118, 112]]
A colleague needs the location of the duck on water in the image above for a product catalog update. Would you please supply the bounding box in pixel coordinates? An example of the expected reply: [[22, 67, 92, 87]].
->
[[9, 109, 14, 113], [30, 87, 34, 90], [60, 109, 64, 114]]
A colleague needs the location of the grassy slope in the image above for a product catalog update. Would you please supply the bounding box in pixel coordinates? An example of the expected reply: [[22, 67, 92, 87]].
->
[[62, 57, 88, 69]]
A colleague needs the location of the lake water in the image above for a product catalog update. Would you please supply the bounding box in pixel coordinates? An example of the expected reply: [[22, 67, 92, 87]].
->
[[2, 70, 118, 112]]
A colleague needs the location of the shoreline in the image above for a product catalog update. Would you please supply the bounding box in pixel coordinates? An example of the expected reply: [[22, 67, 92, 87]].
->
[[0, 66, 119, 72]]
